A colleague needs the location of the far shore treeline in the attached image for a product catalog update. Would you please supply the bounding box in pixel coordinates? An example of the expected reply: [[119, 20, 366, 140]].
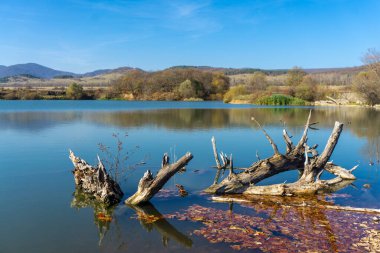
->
[[0, 49, 379, 106], [110, 68, 229, 101]]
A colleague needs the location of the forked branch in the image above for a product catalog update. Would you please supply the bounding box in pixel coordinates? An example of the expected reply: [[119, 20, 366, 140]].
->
[[292, 110, 312, 155], [126, 152, 193, 205], [251, 117, 280, 155], [282, 129, 294, 154], [205, 111, 357, 197]]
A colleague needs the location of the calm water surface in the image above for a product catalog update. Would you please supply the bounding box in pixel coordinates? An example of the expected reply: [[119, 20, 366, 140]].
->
[[0, 101, 379, 253]]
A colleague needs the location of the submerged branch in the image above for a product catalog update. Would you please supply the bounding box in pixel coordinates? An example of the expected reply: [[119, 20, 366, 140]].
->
[[211, 195, 380, 214]]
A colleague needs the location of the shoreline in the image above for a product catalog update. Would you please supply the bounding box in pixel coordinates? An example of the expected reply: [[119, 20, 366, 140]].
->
[[229, 99, 380, 108], [0, 98, 378, 109]]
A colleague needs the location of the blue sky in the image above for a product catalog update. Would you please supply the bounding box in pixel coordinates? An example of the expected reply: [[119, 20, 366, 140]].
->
[[0, 0, 379, 73]]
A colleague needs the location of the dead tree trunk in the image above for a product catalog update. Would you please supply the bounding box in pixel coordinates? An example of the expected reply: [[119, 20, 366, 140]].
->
[[244, 121, 356, 196], [69, 150, 123, 206], [126, 152, 193, 205], [70, 150, 193, 206], [206, 111, 357, 196]]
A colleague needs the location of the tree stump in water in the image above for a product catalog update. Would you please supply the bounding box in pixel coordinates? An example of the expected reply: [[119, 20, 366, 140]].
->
[[69, 150, 123, 206]]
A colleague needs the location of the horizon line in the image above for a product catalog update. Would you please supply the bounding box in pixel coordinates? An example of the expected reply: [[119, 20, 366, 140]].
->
[[0, 62, 363, 75]]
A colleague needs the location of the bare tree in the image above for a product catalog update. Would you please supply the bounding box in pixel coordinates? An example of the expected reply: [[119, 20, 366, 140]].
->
[[354, 48, 380, 106], [362, 48, 380, 66], [248, 71, 268, 92]]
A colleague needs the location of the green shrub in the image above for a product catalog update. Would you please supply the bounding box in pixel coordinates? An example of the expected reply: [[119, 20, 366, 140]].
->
[[66, 83, 84, 100], [295, 76, 317, 101], [256, 94, 306, 106]]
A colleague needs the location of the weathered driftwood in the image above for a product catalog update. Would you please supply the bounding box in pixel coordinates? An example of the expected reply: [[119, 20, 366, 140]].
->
[[205, 111, 313, 194], [126, 152, 193, 205], [205, 111, 357, 196], [69, 150, 123, 206]]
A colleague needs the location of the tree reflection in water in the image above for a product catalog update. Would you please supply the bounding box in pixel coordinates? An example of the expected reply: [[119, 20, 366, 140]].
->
[[2, 107, 380, 161], [71, 189, 192, 251], [2, 107, 379, 151], [128, 203, 193, 248], [71, 188, 116, 246]]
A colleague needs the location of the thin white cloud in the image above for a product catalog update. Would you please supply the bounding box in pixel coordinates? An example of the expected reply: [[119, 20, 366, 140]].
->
[[70, 0, 221, 38], [171, 1, 210, 18]]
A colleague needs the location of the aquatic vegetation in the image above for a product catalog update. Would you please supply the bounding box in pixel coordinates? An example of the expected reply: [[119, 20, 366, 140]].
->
[[358, 229, 380, 252], [96, 212, 113, 222], [155, 188, 180, 198], [167, 202, 380, 252], [133, 211, 164, 224], [257, 94, 307, 106]]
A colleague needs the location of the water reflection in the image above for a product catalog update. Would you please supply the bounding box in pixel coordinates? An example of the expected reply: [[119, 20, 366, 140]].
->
[[128, 203, 193, 248], [71, 189, 116, 245], [71, 189, 192, 250], [2, 105, 379, 174], [1, 106, 379, 138], [2, 102, 380, 253]]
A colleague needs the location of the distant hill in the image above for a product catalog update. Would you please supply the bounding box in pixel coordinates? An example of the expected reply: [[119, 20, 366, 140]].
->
[[0, 62, 364, 88], [167, 65, 364, 75], [81, 69, 113, 77], [0, 63, 143, 79], [0, 63, 76, 79], [81, 67, 139, 77], [303, 66, 364, 74], [167, 65, 288, 75]]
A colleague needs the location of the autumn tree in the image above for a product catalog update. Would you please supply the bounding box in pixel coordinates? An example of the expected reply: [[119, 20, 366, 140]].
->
[[114, 70, 147, 97], [354, 48, 380, 106], [287, 67, 307, 86], [354, 72, 379, 106], [295, 75, 317, 101], [287, 67, 307, 96], [223, 85, 248, 103], [111, 68, 230, 100], [178, 79, 196, 98], [211, 72, 229, 94], [248, 71, 267, 92], [66, 82, 84, 100]]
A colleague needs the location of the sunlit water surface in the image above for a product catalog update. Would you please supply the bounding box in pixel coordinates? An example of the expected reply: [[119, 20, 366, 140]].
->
[[0, 101, 379, 253]]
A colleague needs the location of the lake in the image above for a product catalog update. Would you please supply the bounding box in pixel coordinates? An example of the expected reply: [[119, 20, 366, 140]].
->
[[0, 101, 379, 253]]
